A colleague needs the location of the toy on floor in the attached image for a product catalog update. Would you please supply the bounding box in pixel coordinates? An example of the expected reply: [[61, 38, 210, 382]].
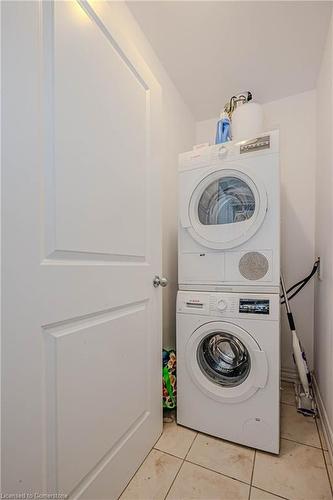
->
[[162, 349, 176, 410]]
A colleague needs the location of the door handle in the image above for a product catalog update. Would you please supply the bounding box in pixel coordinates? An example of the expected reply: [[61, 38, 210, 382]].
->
[[153, 275, 168, 288]]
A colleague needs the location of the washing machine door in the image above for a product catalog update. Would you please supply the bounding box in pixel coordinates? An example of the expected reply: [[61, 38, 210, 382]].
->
[[186, 321, 268, 403], [188, 168, 267, 250]]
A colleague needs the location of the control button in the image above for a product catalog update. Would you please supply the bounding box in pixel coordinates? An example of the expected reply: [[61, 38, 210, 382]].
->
[[218, 146, 228, 159], [217, 299, 227, 311]]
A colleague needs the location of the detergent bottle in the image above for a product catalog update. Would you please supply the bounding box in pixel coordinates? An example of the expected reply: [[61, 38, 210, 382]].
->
[[215, 111, 231, 144]]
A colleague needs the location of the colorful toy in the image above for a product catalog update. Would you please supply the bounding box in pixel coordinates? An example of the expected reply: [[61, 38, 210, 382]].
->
[[162, 349, 176, 409]]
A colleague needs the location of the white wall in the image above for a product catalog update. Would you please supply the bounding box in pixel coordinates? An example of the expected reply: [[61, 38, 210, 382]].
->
[[162, 97, 195, 347], [314, 16, 333, 450], [114, 3, 195, 348], [196, 90, 316, 374], [264, 92, 316, 374]]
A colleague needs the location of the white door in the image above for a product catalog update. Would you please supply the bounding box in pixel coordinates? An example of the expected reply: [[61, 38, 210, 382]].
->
[[2, 1, 163, 498]]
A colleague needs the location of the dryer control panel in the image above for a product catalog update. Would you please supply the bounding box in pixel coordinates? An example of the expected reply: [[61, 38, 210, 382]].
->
[[178, 129, 278, 172], [240, 135, 270, 154], [177, 291, 279, 321]]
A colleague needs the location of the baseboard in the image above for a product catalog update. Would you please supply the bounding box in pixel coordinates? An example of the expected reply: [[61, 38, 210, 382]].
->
[[313, 375, 333, 462], [281, 366, 298, 383]]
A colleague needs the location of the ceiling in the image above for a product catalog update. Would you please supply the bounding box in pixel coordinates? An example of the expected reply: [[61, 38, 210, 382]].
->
[[127, 1, 332, 121]]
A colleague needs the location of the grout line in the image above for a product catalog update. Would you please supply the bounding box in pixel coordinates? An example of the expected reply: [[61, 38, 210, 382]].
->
[[280, 400, 295, 407], [162, 431, 198, 500], [280, 436, 322, 450], [183, 458, 251, 487], [162, 431, 254, 498], [184, 431, 198, 460], [248, 450, 256, 500], [322, 449, 333, 496], [162, 458, 184, 500], [316, 411, 333, 497], [156, 436, 325, 494], [250, 449, 256, 484], [153, 447, 187, 461], [315, 418, 324, 449], [117, 445, 159, 500], [251, 485, 291, 500], [183, 429, 253, 488], [158, 423, 329, 500], [316, 417, 329, 451], [164, 453, 290, 500]]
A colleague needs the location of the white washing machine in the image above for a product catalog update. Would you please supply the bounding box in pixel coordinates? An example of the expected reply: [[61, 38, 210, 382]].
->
[[176, 290, 280, 453], [178, 130, 280, 293]]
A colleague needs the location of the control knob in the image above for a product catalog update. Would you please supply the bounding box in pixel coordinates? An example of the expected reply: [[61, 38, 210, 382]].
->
[[217, 299, 227, 312], [218, 146, 228, 159]]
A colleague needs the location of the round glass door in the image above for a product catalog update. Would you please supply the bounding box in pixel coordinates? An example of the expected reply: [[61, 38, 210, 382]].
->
[[197, 332, 251, 387], [186, 321, 268, 403], [188, 169, 267, 250], [198, 177, 255, 226]]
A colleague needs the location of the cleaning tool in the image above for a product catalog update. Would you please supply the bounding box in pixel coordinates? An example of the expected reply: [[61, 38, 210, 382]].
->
[[280, 273, 317, 417]]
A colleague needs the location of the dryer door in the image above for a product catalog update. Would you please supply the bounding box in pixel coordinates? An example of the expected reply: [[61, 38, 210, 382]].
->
[[188, 168, 267, 249], [186, 321, 268, 403]]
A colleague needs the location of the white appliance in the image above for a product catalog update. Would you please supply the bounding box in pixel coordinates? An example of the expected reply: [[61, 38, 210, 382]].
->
[[232, 101, 263, 142], [178, 130, 280, 293], [176, 290, 280, 453]]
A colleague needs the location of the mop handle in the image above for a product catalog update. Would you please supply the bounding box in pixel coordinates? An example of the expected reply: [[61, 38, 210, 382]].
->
[[280, 274, 295, 330]]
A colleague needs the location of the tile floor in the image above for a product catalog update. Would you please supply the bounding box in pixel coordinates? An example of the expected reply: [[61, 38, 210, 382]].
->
[[120, 382, 333, 500]]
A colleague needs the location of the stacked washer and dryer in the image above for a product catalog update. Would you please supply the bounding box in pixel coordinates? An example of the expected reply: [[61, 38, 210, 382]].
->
[[176, 130, 281, 454]]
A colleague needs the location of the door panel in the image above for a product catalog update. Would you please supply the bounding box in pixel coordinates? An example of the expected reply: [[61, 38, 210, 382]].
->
[[2, 1, 162, 498], [45, 301, 149, 493], [53, 1, 148, 257]]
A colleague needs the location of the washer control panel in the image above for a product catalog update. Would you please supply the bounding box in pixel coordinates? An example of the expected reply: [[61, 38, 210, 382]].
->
[[209, 295, 237, 315], [239, 298, 270, 315], [177, 291, 279, 321]]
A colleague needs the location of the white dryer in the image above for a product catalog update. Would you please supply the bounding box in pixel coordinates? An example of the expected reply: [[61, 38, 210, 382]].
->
[[176, 290, 280, 453], [178, 130, 280, 293]]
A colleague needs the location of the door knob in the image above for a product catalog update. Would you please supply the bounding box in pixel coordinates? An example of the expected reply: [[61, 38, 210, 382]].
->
[[153, 275, 168, 288]]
